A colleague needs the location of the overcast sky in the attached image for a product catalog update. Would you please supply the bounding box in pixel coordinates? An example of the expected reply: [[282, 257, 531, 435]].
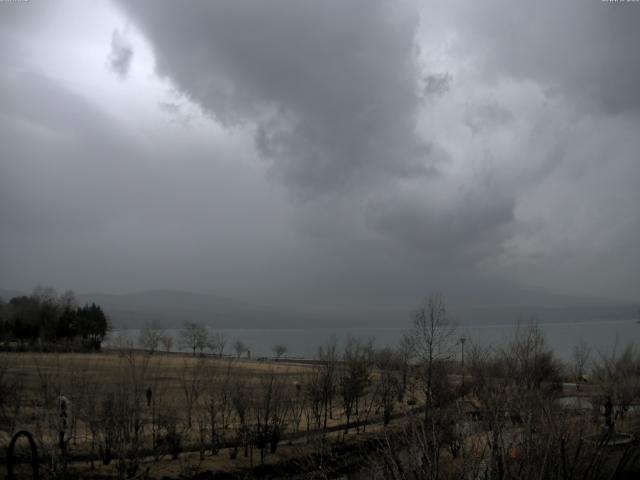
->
[[1, 0, 639, 309]]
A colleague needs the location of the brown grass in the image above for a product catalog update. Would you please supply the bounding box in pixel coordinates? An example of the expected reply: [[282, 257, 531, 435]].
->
[[0, 350, 404, 478]]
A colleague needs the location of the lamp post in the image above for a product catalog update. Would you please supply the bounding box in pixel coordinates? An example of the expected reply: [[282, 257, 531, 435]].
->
[[459, 337, 466, 389]]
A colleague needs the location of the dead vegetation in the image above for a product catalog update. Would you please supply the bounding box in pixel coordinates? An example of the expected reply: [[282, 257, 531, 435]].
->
[[1, 297, 639, 479]]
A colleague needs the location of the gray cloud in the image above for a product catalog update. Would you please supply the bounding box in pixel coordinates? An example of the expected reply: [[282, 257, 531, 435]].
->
[[118, 0, 434, 198], [112, 0, 640, 301], [366, 186, 515, 264], [0, 71, 137, 226], [158, 101, 179, 115], [440, 0, 640, 115], [0, 67, 295, 298], [108, 29, 133, 78], [1, 0, 639, 314], [423, 73, 451, 98], [464, 102, 514, 134], [158, 101, 193, 125]]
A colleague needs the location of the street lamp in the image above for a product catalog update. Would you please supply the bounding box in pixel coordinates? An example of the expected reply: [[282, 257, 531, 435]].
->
[[459, 337, 466, 389]]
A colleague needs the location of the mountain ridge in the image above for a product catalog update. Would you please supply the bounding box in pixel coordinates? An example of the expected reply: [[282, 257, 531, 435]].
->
[[1, 286, 637, 329]]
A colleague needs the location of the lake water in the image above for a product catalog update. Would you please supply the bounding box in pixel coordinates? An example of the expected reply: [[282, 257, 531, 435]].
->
[[109, 318, 640, 362]]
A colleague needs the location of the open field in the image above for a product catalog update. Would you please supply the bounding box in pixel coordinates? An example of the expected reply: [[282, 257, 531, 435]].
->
[[0, 349, 418, 479], [2, 323, 640, 480]]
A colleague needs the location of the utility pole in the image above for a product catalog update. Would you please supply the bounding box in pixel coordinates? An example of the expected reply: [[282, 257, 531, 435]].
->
[[459, 337, 466, 389]]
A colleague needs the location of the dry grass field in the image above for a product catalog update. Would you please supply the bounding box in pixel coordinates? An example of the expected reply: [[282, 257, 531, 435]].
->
[[0, 349, 415, 479], [2, 333, 640, 480]]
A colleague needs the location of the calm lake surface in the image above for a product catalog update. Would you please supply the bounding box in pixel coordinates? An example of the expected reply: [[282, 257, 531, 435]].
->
[[110, 319, 640, 361]]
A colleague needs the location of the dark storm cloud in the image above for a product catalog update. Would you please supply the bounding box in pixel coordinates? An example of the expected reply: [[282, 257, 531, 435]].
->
[[444, 0, 640, 115], [464, 102, 514, 134], [1, 0, 639, 309], [118, 0, 433, 197], [366, 186, 515, 263], [422, 73, 451, 98], [114, 0, 640, 302], [116, 0, 505, 266], [108, 29, 133, 78]]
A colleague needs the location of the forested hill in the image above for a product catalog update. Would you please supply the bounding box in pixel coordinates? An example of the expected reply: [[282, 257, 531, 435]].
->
[[77, 290, 318, 329], [74, 289, 640, 329], [0, 288, 109, 350]]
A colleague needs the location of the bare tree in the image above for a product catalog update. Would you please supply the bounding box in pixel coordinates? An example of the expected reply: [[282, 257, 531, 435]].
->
[[230, 378, 250, 459], [0, 354, 24, 435], [373, 347, 401, 426], [217, 359, 236, 434], [180, 357, 206, 429], [251, 369, 289, 464], [180, 322, 209, 356], [91, 350, 151, 478], [157, 398, 185, 460], [470, 324, 562, 477], [339, 337, 372, 434], [160, 334, 173, 353], [373, 334, 633, 480], [208, 331, 227, 357], [507, 322, 560, 393], [304, 366, 325, 434], [192, 358, 238, 459], [289, 381, 306, 433], [317, 337, 338, 431], [411, 293, 456, 411], [58, 290, 77, 311], [233, 339, 247, 358], [137, 321, 164, 354], [396, 333, 414, 403], [272, 344, 287, 359], [571, 339, 591, 391], [593, 343, 640, 427], [202, 359, 224, 456]]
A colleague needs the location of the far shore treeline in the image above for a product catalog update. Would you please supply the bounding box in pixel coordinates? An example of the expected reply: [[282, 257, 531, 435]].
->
[[0, 287, 109, 351]]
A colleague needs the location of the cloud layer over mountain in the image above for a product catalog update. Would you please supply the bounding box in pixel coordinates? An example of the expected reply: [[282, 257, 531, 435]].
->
[[1, 0, 638, 313]]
